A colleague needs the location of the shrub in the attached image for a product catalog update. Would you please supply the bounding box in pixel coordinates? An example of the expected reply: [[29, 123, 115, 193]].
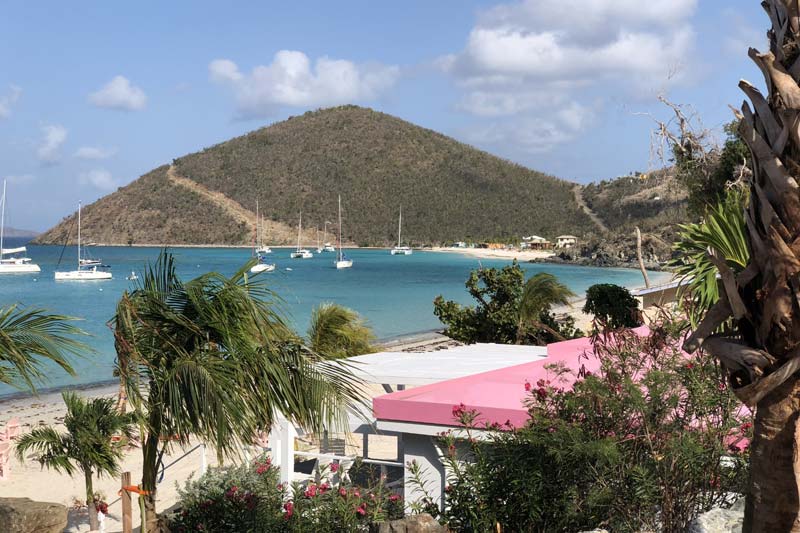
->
[[414, 315, 751, 532], [170, 454, 403, 532], [583, 283, 642, 329]]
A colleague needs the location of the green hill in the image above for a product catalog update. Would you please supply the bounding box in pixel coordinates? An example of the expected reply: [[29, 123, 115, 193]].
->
[[35, 105, 596, 246]]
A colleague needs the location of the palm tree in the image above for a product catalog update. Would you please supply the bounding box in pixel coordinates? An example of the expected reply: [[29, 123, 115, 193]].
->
[[112, 252, 365, 531], [15, 392, 135, 531], [0, 304, 86, 392], [684, 3, 800, 530], [307, 302, 375, 358], [516, 272, 575, 343]]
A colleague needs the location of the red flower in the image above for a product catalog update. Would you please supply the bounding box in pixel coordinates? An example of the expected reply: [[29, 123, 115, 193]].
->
[[389, 494, 400, 502], [283, 501, 294, 520], [524, 381, 532, 392], [353, 489, 361, 498], [536, 387, 547, 400], [339, 487, 348, 497], [740, 422, 753, 432], [685, 363, 695, 370], [330, 462, 340, 473], [304, 484, 318, 498], [448, 444, 456, 457], [356, 504, 367, 516], [452, 403, 466, 418], [319, 483, 330, 494]]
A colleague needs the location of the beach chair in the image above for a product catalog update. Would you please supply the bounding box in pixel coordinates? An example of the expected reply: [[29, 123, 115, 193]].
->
[[0, 441, 10, 480], [5, 418, 20, 440]]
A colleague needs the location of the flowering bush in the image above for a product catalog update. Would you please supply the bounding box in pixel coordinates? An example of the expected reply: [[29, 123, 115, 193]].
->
[[412, 315, 751, 533], [170, 454, 403, 532]]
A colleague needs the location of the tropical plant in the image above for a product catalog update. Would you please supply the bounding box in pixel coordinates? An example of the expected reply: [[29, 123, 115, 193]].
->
[[682, 5, 800, 529], [583, 284, 642, 329], [670, 187, 749, 325], [0, 304, 86, 392], [15, 392, 136, 530], [307, 303, 375, 359], [170, 453, 404, 532], [434, 262, 581, 345], [112, 252, 366, 531]]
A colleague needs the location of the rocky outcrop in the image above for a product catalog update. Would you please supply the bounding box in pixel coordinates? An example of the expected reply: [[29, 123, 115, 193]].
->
[[0, 497, 68, 533], [370, 513, 447, 533], [687, 499, 744, 533]]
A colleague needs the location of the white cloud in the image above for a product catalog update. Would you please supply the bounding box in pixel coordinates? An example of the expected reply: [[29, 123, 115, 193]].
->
[[36, 124, 68, 164], [88, 76, 147, 111], [209, 51, 399, 117], [3, 174, 34, 185], [0, 85, 21, 119], [79, 168, 117, 190], [74, 146, 117, 160]]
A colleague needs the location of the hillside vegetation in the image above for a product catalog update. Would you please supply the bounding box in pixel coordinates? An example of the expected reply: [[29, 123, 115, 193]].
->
[[36, 106, 595, 246]]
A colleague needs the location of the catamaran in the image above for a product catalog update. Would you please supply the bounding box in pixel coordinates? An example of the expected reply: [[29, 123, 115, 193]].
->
[[0, 180, 40, 274], [390, 206, 412, 255], [255, 202, 272, 255], [290, 212, 313, 259], [334, 195, 353, 269], [54, 202, 112, 280]]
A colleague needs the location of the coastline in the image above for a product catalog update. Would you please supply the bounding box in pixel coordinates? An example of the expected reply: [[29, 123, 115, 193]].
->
[[428, 246, 556, 261]]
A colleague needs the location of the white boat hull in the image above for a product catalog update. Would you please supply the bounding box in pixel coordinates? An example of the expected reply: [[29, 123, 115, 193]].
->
[[55, 270, 112, 281], [390, 247, 412, 255], [335, 259, 353, 269], [250, 263, 276, 273], [290, 250, 313, 259], [323, 246, 336, 252], [0, 262, 41, 273], [256, 246, 272, 254]]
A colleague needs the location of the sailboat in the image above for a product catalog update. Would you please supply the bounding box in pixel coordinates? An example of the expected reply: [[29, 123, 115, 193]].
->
[[290, 212, 313, 259], [0, 180, 40, 274], [54, 202, 112, 280], [334, 195, 353, 269], [251, 201, 275, 273], [390, 206, 412, 255], [322, 221, 335, 252], [316, 229, 323, 254], [255, 202, 272, 254]]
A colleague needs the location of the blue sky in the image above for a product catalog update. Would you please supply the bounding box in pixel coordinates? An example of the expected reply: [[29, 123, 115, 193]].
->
[[0, 0, 765, 231]]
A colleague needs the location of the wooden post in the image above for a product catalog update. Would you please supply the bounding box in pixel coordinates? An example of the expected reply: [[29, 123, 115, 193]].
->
[[121, 472, 132, 533]]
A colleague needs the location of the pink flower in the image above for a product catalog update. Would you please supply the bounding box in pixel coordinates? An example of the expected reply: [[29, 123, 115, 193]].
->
[[452, 403, 466, 418], [339, 487, 348, 497], [283, 501, 294, 520], [356, 504, 367, 516], [304, 484, 318, 498], [389, 494, 400, 502], [330, 462, 340, 473], [353, 489, 361, 498], [524, 381, 532, 392], [319, 483, 330, 494], [741, 422, 753, 432]]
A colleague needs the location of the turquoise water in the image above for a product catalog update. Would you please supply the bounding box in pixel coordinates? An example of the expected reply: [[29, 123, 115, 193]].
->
[[0, 240, 669, 396]]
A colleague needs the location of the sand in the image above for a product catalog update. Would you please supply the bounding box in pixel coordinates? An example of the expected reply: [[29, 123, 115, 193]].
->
[[429, 246, 555, 261]]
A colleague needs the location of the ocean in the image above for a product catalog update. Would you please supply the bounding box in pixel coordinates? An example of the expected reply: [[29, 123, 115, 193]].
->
[[0, 239, 669, 396]]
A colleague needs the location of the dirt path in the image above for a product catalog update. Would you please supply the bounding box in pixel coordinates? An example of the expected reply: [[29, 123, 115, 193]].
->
[[572, 185, 609, 234]]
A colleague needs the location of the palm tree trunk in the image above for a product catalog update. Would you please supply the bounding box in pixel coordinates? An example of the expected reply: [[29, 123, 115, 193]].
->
[[84, 468, 99, 531], [141, 431, 160, 533], [743, 377, 800, 532]]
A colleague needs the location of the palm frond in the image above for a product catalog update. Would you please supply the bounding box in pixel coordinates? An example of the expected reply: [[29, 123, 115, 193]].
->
[[307, 303, 376, 359]]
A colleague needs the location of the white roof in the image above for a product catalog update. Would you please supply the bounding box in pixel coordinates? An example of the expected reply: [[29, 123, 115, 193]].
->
[[347, 343, 547, 386], [556, 235, 578, 240], [523, 235, 548, 242], [631, 277, 684, 296]]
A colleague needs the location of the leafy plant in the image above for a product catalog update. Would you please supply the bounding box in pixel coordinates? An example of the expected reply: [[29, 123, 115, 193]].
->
[[307, 303, 376, 359], [15, 392, 136, 531], [434, 262, 581, 345], [583, 284, 642, 329]]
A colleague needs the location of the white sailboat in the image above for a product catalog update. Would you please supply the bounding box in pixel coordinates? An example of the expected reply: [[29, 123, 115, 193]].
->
[[316, 229, 323, 254], [255, 202, 272, 254], [290, 212, 313, 259], [0, 180, 40, 274], [334, 195, 353, 269], [251, 201, 275, 273], [54, 202, 112, 280], [322, 221, 335, 252], [390, 206, 412, 255]]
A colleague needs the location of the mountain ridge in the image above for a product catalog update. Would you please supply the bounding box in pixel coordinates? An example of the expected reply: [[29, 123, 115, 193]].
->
[[34, 106, 599, 246]]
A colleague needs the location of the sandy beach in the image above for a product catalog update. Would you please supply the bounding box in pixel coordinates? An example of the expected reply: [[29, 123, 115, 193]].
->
[[429, 246, 555, 261]]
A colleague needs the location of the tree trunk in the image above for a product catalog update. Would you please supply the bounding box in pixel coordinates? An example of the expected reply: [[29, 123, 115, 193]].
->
[[745, 376, 800, 532], [141, 429, 161, 533], [84, 468, 99, 532]]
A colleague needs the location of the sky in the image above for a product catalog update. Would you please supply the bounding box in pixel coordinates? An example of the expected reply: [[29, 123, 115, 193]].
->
[[0, 0, 767, 231]]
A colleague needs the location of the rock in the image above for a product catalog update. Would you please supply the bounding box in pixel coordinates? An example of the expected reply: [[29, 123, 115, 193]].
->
[[0, 497, 68, 533], [370, 513, 446, 533], [688, 499, 745, 533]]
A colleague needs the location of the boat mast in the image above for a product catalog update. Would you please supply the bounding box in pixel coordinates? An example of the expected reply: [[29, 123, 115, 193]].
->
[[0, 180, 5, 259], [398, 206, 402, 248], [255, 200, 260, 250], [338, 195, 343, 261], [77, 201, 81, 268], [297, 212, 302, 251]]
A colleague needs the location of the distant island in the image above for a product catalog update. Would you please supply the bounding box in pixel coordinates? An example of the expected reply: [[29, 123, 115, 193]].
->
[[3, 227, 39, 238]]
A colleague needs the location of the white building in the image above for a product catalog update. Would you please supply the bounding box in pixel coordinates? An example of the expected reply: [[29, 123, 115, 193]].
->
[[555, 235, 578, 249]]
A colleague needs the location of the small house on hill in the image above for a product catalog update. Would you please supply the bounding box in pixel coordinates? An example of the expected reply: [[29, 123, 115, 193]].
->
[[521, 235, 552, 250], [556, 235, 578, 249]]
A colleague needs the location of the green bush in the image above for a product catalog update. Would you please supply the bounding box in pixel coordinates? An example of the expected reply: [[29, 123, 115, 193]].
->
[[583, 284, 642, 329], [170, 455, 403, 532], [413, 315, 751, 532]]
